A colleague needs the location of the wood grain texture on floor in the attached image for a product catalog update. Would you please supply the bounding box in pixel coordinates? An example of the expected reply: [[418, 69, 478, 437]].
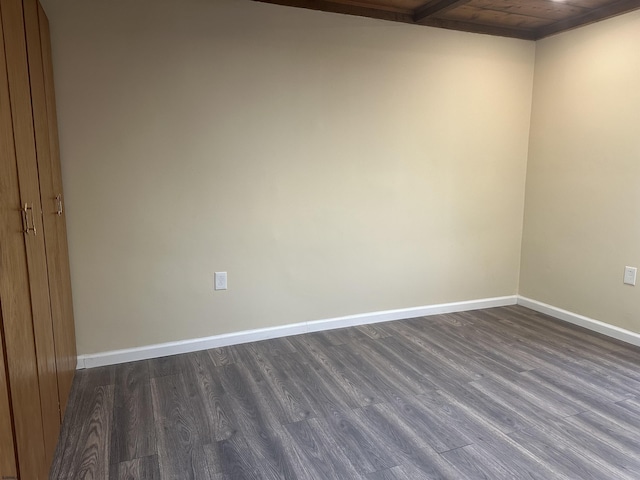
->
[[50, 306, 640, 479]]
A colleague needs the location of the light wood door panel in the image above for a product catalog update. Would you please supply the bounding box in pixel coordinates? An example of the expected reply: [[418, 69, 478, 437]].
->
[[38, 2, 77, 417], [0, 306, 18, 480], [1, 0, 60, 473], [0, 2, 48, 478], [22, 0, 66, 462]]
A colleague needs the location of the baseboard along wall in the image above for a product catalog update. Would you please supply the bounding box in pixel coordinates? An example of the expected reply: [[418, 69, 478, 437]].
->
[[77, 295, 517, 369], [77, 294, 640, 369], [516, 296, 640, 349]]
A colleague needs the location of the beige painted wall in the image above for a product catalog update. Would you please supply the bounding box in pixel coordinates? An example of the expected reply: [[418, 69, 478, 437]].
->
[[43, 0, 534, 355], [521, 11, 640, 334]]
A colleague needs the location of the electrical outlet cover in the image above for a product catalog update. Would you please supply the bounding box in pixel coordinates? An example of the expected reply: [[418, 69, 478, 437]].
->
[[215, 272, 228, 290], [623, 266, 637, 286]]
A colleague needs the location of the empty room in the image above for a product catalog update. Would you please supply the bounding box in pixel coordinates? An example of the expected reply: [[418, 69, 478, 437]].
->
[[1, 0, 639, 478]]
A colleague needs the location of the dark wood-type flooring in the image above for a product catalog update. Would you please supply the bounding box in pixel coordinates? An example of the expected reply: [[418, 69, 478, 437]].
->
[[50, 305, 640, 479]]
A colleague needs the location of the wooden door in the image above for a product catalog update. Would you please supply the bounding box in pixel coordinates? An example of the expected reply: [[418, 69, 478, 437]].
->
[[0, 306, 18, 480], [37, 1, 78, 416], [1, 0, 60, 470], [23, 0, 75, 432], [0, 2, 48, 478]]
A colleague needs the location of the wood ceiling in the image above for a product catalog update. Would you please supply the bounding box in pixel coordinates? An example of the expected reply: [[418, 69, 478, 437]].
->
[[254, 0, 640, 40]]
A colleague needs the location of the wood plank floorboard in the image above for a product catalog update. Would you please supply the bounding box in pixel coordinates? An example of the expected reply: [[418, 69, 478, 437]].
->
[[110, 361, 156, 465], [51, 306, 640, 479], [109, 456, 161, 480]]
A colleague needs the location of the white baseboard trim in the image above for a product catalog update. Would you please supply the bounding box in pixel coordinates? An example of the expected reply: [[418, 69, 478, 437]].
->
[[517, 296, 640, 348], [77, 295, 517, 369]]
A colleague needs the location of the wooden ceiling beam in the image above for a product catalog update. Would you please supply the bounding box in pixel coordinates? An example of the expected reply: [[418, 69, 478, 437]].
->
[[254, 0, 640, 41], [413, 0, 473, 23], [253, 0, 414, 24], [421, 16, 536, 39], [535, 0, 640, 39]]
